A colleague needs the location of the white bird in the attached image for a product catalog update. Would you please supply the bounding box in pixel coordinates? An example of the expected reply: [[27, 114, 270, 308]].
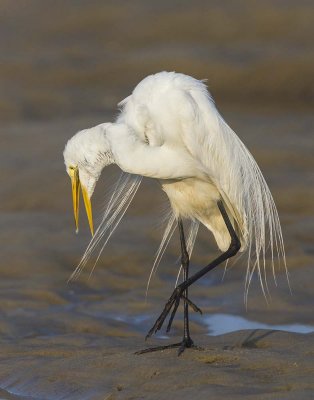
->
[[63, 71, 287, 355]]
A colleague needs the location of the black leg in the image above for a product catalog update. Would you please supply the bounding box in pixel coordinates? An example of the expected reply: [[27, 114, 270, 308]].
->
[[164, 219, 195, 355], [145, 200, 241, 341], [135, 219, 201, 356], [178, 219, 194, 354], [179, 218, 191, 343]]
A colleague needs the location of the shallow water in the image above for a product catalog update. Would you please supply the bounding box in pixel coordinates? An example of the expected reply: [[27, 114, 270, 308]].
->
[[203, 314, 314, 336], [109, 312, 314, 338]]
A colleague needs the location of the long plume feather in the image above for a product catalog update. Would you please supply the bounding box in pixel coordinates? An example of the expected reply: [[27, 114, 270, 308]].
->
[[215, 115, 289, 303], [145, 217, 200, 296], [177, 76, 289, 301], [69, 172, 142, 281], [145, 212, 177, 297]]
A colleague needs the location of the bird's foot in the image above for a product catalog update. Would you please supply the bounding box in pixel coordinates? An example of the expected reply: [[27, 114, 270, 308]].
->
[[145, 285, 202, 340], [135, 336, 202, 356]]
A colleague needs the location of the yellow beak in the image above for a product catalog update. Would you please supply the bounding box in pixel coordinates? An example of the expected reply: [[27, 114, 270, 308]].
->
[[81, 184, 94, 236], [70, 167, 94, 236]]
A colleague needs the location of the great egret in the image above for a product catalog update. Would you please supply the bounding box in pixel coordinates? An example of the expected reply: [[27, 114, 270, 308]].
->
[[63, 71, 287, 355]]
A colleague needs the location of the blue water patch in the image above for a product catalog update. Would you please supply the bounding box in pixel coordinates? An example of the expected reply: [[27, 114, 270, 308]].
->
[[203, 313, 314, 336]]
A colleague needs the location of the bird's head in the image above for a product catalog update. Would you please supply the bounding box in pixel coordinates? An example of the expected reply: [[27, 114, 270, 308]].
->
[[63, 124, 113, 235]]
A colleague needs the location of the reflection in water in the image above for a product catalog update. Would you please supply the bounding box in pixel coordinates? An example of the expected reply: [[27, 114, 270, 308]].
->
[[203, 314, 314, 336]]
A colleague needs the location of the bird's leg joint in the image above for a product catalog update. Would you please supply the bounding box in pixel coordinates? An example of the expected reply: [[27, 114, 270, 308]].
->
[[175, 283, 184, 296], [228, 236, 241, 256]]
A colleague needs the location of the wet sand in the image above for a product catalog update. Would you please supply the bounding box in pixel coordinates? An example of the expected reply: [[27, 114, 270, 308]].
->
[[1, 331, 314, 400], [0, 111, 313, 399]]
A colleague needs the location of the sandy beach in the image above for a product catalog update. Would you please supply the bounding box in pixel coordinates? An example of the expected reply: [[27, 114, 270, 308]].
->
[[0, 1, 314, 399]]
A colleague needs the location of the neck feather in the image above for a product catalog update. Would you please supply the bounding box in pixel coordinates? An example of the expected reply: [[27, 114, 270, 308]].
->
[[83, 123, 114, 170]]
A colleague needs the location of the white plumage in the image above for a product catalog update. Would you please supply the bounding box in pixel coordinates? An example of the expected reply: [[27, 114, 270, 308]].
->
[[64, 71, 288, 302]]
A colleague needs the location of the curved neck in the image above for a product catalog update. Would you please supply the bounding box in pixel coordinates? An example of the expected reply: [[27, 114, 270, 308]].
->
[[105, 123, 199, 180]]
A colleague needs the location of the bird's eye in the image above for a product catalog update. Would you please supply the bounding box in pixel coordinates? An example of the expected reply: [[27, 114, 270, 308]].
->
[[68, 165, 78, 177]]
